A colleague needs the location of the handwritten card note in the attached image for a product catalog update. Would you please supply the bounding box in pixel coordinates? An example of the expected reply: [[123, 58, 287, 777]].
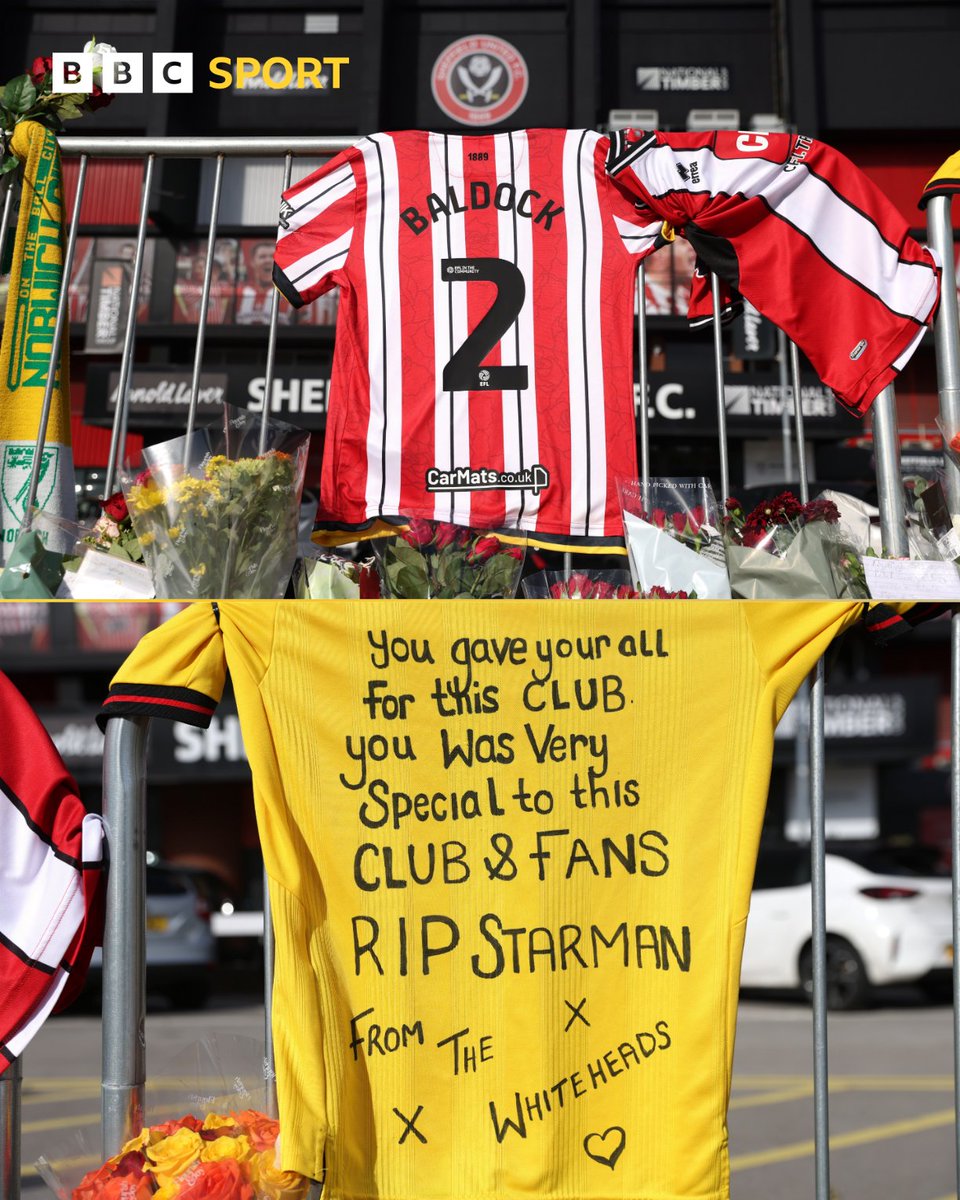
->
[[863, 556, 960, 600]]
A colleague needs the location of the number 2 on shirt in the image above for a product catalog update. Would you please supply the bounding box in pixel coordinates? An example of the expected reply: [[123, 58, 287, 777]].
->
[[440, 257, 529, 392]]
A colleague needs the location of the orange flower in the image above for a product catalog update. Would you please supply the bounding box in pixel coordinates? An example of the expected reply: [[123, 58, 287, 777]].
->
[[73, 1160, 120, 1200], [176, 1159, 254, 1200], [234, 1110, 279, 1153], [98, 1174, 155, 1200]]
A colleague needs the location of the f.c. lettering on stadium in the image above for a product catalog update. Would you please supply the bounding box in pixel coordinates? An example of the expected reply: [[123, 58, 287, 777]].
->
[[50, 52, 348, 94]]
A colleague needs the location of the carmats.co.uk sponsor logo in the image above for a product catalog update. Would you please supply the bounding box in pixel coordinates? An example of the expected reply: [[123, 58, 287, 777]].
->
[[426, 465, 550, 495]]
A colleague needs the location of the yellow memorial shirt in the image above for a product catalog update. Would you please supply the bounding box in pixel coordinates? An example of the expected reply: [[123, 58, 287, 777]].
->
[[100, 599, 869, 1200]]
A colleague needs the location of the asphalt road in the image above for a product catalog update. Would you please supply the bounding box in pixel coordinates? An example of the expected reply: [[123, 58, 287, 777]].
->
[[12, 987, 958, 1200]]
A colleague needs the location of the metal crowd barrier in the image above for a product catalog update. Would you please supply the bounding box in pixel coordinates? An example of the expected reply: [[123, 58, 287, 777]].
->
[[0, 135, 954, 1200]]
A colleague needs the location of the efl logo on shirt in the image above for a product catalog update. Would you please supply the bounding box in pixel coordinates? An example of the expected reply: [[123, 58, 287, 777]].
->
[[430, 35, 529, 126]]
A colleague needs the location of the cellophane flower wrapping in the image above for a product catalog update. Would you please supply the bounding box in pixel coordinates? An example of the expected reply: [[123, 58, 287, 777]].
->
[[617, 477, 731, 599], [293, 552, 381, 598], [521, 569, 639, 599], [120, 405, 310, 599], [937, 415, 960, 474], [723, 491, 868, 599], [906, 474, 960, 563], [38, 1036, 309, 1200], [373, 519, 526, 598]]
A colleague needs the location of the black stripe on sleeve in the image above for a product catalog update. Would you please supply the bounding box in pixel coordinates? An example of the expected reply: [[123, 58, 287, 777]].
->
[[272, 262, 306, 309], [96, 684, 218, 732], [0, 928, 57, 976]]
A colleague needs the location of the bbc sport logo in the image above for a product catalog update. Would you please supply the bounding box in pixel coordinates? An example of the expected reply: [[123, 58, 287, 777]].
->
[[50, 52, 349, 94]]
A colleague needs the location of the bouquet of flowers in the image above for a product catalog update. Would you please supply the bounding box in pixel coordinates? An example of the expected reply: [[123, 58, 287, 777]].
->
[[374, 519, 525, 598], [521, 569, 639, 599], [723, 490, 868, 599], [0, 507, 154, 599], [294, 551, 381, 599], [617, 477, 731, 599], [65, 1109, 307, 1200], [1, 38, 115, 174], [120, 404, 310, 599], [80, 492, 145, 563], [38, 1037, 306, 1200]]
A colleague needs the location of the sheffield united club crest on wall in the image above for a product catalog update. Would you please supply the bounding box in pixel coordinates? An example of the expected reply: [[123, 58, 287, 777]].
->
[[431, 35, 529, 126]]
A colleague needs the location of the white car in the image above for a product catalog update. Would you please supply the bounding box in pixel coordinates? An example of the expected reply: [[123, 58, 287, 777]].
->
[[740, 845, 954, 1010]]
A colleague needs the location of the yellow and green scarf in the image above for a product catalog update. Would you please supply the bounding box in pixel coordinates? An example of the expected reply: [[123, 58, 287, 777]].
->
[[0, 119, 75, 562]]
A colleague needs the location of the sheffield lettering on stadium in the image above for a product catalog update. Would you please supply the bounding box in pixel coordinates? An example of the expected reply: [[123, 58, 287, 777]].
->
[[401, 184, 564, 235]]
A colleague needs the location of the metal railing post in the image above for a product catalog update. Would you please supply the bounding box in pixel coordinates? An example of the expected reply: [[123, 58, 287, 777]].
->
[[185, 154, 225, 445], [710, 274, 730, 502], [872, 384, 909, 557], [102, 155, 155, 499], [0, 1058, 21, 1200], [788, 336, 830, 1200], [258, 154, 294, 456], [637, 262, 650, 488], [925, 192, 960, 1196], [101, 716, 150, 1157]]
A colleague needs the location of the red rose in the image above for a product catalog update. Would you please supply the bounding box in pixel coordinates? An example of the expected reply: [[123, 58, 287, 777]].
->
[[725, 497, 742, 513], [30, 55, 52, 86], [83, 83, 114, 112], [176, 1160, 253, 1200], [689, 504, 705, 533], [503, 544, 523, 561], [671, 511, 687, 535], [650, 508, 667, 529], [151, 1114, 204, 1139], [467, 535, 501, 563], [592, 581, 615, 599], [400, 517, 434, 547], [100, 491, 129, 522], [615, 584, 640, 599], [433, 522, 459, 550]]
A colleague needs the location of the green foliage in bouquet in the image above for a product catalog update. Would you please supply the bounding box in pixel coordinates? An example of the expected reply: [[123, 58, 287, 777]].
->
[[377, 519, 524, 599]]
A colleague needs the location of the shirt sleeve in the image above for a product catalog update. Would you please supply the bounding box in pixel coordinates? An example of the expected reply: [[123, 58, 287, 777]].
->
[[97, 602, 226, 730], [0, 672, 106, 1069], [919, 149, 960, 209], [272, 149, 358, 309], [607, 129, 941, 416]]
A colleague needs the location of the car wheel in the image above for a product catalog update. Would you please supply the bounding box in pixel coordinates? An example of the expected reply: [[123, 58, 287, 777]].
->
[[799, 938, 870, 1011]]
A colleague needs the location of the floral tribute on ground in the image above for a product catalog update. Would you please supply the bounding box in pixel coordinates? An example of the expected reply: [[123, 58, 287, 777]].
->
[[71, 1110, 308, 1200]]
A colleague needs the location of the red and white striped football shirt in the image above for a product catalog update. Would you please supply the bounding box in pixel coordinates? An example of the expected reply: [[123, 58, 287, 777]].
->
[[0, 672, 105, 1069], [607, 129, 941, 415], [274, 129, 666, 549]]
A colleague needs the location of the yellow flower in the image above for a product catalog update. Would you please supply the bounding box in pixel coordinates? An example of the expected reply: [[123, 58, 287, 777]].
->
[[167, 525, 182, 540], [200, 1134, 253, 1165], [250, 1151, 308, 1200], [128, 483, 167, 511], [118, 1128, 151, 1157], [189, 563, 207, 577], [139, 531, 155, 547], [146, 1127, 203, 1189], [202, 1114, 236, 1132]]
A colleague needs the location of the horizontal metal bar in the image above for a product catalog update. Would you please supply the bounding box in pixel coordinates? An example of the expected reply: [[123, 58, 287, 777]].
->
[[57, 136, 355, 158]]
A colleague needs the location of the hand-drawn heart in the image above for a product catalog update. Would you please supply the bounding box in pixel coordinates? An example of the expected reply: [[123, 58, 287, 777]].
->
[[583, 1126, 626, 1170]]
